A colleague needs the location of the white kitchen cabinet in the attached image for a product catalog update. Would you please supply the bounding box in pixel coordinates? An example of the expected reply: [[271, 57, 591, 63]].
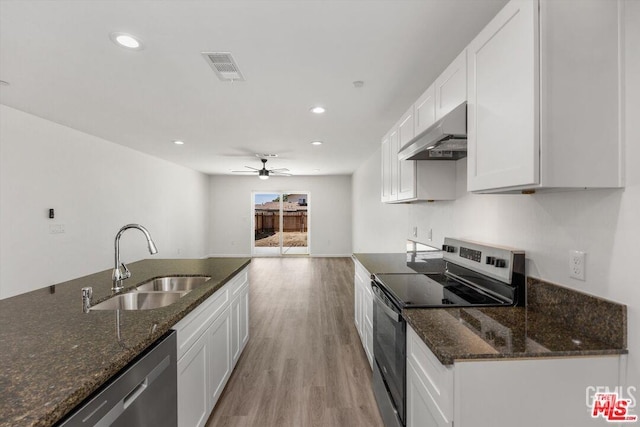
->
[[397, 107, 417, 201], [208, 306, 231, 405], [414, 84, 436, 135], [380, 132, 392, 203], [231, 282, 249, 367], [389, 127, 399, 201], [177, 331, 209, 427], [434, 49, 466, 121], [407, 324, 625, 427], [467, 0, 624, 193], [406, 326, 453, 427], [173, 266, 250, 427], [381, 111, 457, 203], [353, 258, 373, 369]]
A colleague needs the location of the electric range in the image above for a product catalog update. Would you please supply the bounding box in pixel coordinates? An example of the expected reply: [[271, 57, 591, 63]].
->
[[371, 237, 525, 427]]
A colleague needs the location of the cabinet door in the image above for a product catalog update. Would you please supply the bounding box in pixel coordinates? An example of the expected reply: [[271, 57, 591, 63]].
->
[[397, 107, 416, 201], [467, 0, 539, 192], [381, 134, 392, 202], [239, 285, 249, 354], [407, 361, 452, 427], [354, 276, 363, 340], [177, 332, 209, 427], [208, 307, 231, 409], [415, 84, 436, 135], [389, 127, 399, 201], [435, 50, 467, 120], [231, 284, 250, 367], [231, 294, 241, 367]]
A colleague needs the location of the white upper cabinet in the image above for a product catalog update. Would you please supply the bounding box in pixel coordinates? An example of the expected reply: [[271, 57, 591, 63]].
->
[[398, 107, 417, 201], [467, 0, 624, 193], [414, 85, 436, 135], [389, 127, 399, 201], [435, 50, 467, 121], [381, 132, 392, 203]]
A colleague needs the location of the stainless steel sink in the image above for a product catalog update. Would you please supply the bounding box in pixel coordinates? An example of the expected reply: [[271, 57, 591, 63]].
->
[[90, 291, 188, 311], [136, 276, 211, 292]]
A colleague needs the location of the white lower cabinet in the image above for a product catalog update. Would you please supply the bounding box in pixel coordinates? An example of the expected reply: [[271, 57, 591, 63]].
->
[[177, 331, 209, 427], [173, 267, 250, 427], [407, 324, 625, 427], [208, 307, 231, 405], [231, 282, 249, 367], [353, 258, 373, 369]]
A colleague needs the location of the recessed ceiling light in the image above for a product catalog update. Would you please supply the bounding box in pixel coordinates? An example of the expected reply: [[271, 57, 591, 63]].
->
[[110, 32, 143, 50], [310, 141, 323, 146], [0, 80, 9, 86], [310, 106, 326, 114], [173, 140, 185, 145]]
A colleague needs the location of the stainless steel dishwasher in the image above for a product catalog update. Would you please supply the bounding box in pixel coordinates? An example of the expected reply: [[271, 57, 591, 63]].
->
[[57, 330, 177, 427]]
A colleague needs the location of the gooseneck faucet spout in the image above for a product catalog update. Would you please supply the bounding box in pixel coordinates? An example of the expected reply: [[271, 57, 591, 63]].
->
[[112, 224, 158, 293]]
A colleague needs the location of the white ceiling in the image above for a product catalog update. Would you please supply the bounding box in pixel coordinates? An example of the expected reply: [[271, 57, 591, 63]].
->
[[0, 0, 507, 176]]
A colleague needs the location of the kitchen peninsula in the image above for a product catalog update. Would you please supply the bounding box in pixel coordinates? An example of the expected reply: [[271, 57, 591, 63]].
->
[[0, 257, 250, 427]]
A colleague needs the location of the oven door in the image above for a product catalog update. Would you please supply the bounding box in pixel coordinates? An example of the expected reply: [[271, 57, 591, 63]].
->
[[371, 281, 406, 425]]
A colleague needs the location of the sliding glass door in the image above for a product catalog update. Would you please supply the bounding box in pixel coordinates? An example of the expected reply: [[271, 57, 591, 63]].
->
[[252, 192, 309, 256]]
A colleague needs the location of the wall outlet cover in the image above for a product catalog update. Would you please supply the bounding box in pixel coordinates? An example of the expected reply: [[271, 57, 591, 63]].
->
[[569, 250, 586, 281]]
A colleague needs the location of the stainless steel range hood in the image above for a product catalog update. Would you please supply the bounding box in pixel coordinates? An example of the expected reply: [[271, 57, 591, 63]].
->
[[398, 102, 467, 161]]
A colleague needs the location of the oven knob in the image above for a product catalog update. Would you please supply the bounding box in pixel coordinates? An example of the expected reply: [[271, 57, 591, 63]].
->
[[495, 259, 506, 268], [486, 256, 496, 265]]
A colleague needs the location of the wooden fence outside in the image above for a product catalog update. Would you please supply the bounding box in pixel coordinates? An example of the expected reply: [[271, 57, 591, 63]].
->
[[255, 211, 307, 233]]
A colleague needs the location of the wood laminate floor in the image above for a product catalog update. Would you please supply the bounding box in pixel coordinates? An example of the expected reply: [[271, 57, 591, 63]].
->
[[206, 257, 384, 427]]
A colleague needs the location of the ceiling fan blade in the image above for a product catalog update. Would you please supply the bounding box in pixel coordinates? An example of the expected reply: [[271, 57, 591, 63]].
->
[[230, 170, 256, 173], [244, 166, 260, 171], [269, 168, 290, 172], [271, 172, 292, 176]]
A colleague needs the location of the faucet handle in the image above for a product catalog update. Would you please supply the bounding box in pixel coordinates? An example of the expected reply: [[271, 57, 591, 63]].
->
[[120, 263, 131, 279]]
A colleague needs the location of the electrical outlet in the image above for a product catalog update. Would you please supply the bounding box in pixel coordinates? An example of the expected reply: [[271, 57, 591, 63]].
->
[[427, 228, 433, 241], [412, 226, 418, 238], [569, 250, 586, 281]]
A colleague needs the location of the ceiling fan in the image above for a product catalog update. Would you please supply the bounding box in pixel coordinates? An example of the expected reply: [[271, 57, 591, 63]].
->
[[231, 158, 291, 180]]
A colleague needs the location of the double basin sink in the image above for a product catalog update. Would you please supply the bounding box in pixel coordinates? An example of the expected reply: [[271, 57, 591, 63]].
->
[[90, 276, 211, 311]]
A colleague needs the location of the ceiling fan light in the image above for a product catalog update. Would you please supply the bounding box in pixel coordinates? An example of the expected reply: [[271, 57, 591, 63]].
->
[[258, 169, 269, 179], [258, 174, 269, 180]]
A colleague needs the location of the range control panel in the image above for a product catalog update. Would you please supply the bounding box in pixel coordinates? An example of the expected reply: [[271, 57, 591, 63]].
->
[[460, 247, 482, 263], [442, 238, 525, 284]]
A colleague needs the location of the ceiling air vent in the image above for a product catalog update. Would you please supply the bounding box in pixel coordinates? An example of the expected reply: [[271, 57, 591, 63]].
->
[[202, 52, 245, 81]]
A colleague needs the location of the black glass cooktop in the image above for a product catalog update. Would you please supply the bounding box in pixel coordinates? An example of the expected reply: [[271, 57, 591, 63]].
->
[[374, 273, 511, 308]]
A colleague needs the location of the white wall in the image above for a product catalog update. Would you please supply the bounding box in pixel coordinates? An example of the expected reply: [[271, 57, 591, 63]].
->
[[352, 0, 640, 396], [208, 174, 351, 256], [351, 146, 409, 253], [0, 105, 210, 299]]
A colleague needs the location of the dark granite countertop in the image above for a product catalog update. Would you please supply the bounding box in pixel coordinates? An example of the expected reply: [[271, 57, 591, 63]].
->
[[0, 257, 250, 427], [404, 278, 628, 365]]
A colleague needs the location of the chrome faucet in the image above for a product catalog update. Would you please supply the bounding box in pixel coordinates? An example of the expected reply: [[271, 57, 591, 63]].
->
[[112, 224, 158, 292]]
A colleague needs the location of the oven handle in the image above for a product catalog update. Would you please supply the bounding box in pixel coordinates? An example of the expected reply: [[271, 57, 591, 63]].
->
[[371, 283, 401, 323]]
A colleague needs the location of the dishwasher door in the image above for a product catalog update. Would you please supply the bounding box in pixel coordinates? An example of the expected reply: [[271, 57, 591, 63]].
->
[[58, 330, 177, 427]]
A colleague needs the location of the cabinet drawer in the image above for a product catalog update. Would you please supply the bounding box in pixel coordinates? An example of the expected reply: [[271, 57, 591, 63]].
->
[[227, 269, 249, 298], [407, 326, 453, 421], [174, 287, 229, 360]]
